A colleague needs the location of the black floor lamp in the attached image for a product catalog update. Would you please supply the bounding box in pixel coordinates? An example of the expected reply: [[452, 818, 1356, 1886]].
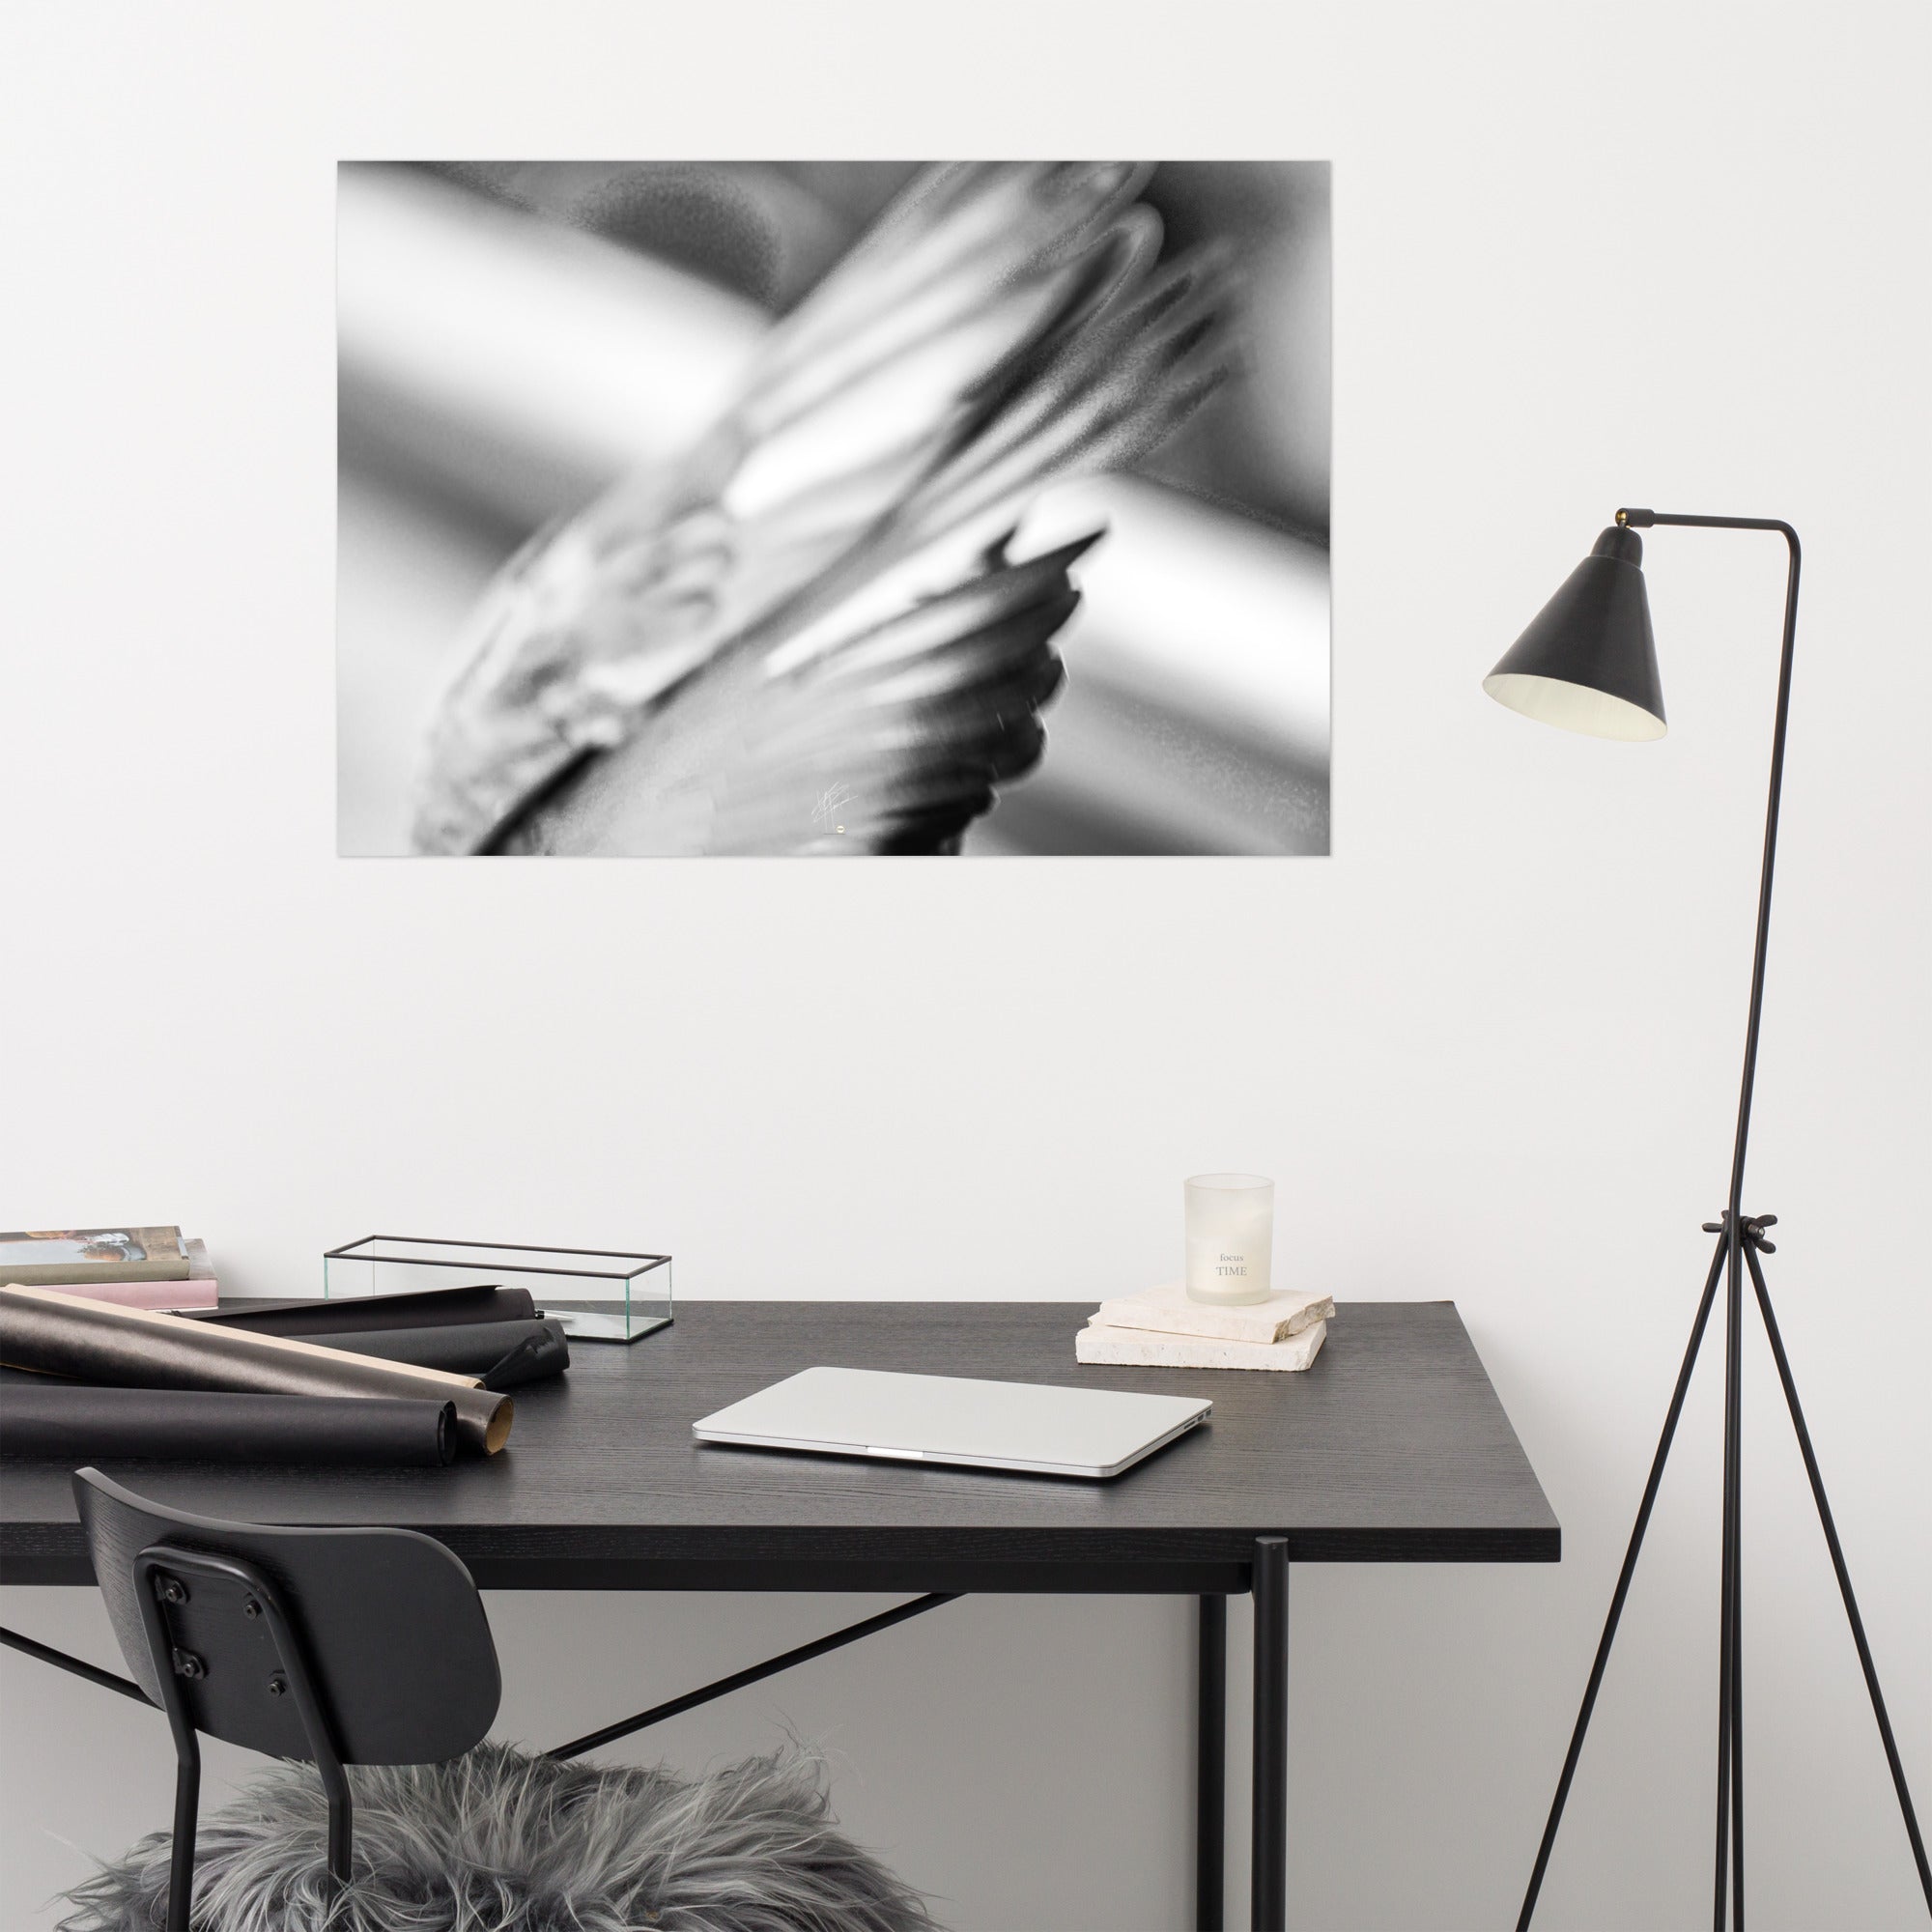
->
[[1484, 510, 1931, 1931]]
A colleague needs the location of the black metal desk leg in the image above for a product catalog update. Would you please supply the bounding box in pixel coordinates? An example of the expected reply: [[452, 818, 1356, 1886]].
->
[[1197, 1594, 1227, 1931], [1252, 1538, 1290, 1932]]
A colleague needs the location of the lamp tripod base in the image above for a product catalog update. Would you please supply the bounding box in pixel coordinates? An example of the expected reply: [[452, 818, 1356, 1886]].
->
[[1518, 1213, 1931, 1930]]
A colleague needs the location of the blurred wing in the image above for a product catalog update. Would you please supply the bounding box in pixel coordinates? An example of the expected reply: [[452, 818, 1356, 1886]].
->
[[498, 532, 1095, 855], [413, 161, 1235, 854]]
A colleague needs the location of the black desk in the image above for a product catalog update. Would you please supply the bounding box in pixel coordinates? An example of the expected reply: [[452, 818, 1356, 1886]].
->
[[0, 1300, 1558, 1929]]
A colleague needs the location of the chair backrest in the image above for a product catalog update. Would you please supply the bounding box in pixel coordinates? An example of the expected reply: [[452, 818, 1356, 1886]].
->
[[74, 1468, 500, 1766]]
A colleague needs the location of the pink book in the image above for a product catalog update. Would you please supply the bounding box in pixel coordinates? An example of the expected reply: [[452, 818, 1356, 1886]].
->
[[40, 1276, 219, 1311]]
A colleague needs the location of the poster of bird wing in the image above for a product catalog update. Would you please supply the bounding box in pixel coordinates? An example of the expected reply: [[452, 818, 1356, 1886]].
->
[[338, 161, 1330, 857]]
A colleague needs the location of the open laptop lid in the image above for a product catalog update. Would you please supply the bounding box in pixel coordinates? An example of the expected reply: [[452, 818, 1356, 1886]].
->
[[693, 1366, 1210, 1479]]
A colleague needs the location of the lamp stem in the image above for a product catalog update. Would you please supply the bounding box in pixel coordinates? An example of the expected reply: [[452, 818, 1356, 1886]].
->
[[1721, 523, 1803, 1220], [1718, 527, 1799, 1927], [1613, 513, 1802, 1219], [1621, 513, 1800, 1932]]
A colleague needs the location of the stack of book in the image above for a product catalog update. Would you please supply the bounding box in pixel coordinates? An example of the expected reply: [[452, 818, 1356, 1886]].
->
[[1075, 1279, 1333, 1371], [0, 1227, 216, 1310]]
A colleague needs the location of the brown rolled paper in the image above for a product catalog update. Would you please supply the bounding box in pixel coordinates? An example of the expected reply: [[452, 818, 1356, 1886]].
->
[[0, 1384, 457, 1467], [0, 1285, 513, 1456]]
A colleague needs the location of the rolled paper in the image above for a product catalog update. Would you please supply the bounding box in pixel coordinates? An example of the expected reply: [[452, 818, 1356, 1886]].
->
[[0, 1285, 513, 1456], [306, 1318, 568, 1385], [0, 1385, 456, 1467], [185, 1283, 538, 1335]]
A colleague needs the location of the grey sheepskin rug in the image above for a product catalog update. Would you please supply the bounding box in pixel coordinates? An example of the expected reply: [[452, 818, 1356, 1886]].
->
[[58, 1741, 938, 1932]]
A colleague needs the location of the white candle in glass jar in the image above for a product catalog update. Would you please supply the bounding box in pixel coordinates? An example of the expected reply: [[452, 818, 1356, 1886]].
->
[[1184, 1173, 1275, 1305]]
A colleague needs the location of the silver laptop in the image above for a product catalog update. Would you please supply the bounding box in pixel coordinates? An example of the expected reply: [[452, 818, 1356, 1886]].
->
[[692, 1366, 1211, 1480]]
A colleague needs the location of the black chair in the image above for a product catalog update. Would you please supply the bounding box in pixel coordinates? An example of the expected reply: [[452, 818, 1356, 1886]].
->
[[73, 1466, 501, 1932], [69, 1468, 934, 1932]]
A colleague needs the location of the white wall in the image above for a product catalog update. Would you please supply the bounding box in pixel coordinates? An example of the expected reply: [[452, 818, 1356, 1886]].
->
[[3, 4, 1927, 1926]]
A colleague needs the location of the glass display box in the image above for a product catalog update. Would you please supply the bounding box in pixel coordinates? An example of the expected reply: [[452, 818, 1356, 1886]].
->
[[323, 1237, 671, 1343]]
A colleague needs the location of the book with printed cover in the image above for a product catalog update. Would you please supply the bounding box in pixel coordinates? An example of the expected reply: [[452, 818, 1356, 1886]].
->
[[0, 1227, 190, 1286]]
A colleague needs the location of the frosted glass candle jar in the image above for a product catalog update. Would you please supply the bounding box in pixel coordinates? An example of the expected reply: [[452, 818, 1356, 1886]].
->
[[1184, 1173, 1275, 1305]]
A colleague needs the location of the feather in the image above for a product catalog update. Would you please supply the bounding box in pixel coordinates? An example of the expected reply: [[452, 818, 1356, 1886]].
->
[[499, 532, 1096, 856], [412, 162, 1236, 856]]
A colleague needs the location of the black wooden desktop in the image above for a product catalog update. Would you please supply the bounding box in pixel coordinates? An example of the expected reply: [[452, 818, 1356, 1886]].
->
[[0, 1300, 1558, 1931]]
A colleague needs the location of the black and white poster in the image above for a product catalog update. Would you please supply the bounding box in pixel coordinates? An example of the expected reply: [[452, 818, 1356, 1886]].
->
[[338, 162, 1329, 856]]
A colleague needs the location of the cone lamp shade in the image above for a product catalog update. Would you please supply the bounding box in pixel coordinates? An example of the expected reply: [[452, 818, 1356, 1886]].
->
[[1484, 525, 1667, 740]]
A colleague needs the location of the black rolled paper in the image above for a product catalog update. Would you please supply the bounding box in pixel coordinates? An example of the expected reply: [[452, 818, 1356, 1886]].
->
[[0, 1385, 456, 1467], [306, 1318, 568, 1385], [186, 1284, 539, 1335]]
